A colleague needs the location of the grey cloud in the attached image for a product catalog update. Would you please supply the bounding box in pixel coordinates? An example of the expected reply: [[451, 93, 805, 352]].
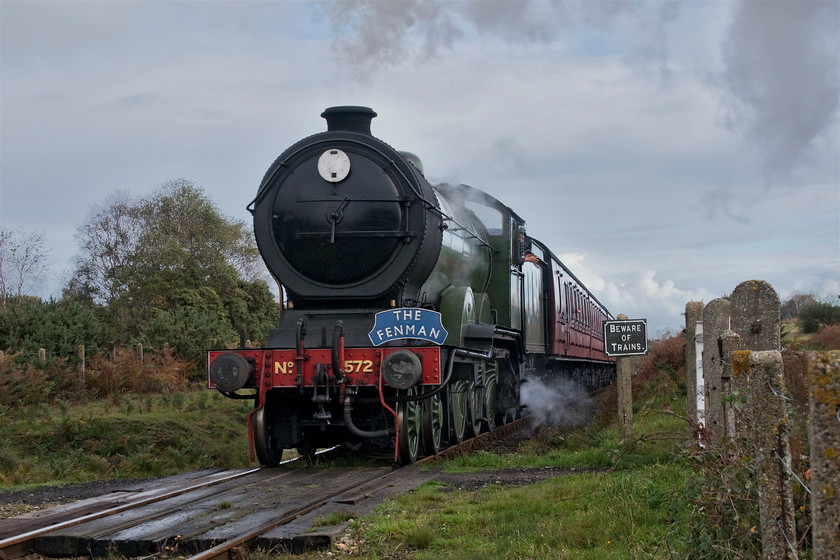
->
[[460, 0, 567, 44], [0, 1, 135, 69], [321, 0, 678, 75], [700, 185, 750, 224], [111, 93, 162, 110], [319, 0, 462, 70], [323, 0, 839, 181], [719, 0, 839, 177]]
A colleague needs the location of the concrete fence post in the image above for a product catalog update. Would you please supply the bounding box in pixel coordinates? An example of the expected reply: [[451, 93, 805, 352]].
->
[[808, 351, 840, 560], [38, 348, 46, 365], [750, 350, 795, 560], [137, 343, 143, 363], [731, 280, 781, 352], [695, 321, 705, 428], [730, 279, 781, 460], [702, 298, 730, 443], [719, 329, 740, 440], [615, 314, 634, 442], [685, 301, 703, 425]]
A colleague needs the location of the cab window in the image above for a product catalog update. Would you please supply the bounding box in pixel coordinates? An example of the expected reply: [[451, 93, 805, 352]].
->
[[464, 200, 503, 235]]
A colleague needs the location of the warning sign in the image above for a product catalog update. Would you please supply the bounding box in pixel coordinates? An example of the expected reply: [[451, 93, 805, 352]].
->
[[603, 319, 648, 357]]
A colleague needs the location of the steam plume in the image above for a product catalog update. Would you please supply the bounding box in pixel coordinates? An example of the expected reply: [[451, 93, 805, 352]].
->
[[520, 374, 595, 428]]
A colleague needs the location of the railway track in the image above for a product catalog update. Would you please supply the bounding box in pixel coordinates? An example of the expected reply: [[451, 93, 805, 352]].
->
[[0, 418, 531, 560]]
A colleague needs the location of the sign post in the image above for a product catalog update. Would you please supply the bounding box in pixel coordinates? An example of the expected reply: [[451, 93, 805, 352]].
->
[[603, 316, 648, 442]]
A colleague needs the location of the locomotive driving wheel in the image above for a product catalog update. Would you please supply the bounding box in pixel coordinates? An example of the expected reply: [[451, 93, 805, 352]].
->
[[449, 379, 469, 443], [253, 406, 284, 467], [483, 372, 497, 432], [421, 391, 444, 455], [397, 387, 422, 465], [467, 378, 483, 437]]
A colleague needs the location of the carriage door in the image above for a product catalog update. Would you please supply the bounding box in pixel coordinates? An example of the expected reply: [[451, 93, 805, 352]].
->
[[522, 244, 545, 352]]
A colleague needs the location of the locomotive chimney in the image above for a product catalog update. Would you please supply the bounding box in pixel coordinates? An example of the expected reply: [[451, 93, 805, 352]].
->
[[321, 106, 377, 135]]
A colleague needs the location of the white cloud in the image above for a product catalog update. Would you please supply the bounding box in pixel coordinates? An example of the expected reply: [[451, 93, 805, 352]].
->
[[558, 253, 716, 332], [1, 0, 836, 336]]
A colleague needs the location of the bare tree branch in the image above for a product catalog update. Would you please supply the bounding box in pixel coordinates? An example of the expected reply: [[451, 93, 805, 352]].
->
[[0, 226, 50, 309]]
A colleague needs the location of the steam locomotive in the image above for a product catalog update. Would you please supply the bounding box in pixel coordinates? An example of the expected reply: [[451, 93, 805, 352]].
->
[[208, 106, 615, 465]]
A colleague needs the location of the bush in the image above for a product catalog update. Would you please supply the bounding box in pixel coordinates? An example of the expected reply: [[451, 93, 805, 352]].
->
[[136, 305, 237, 378], [0, 354, 79, 406], [85, 345, 189, 396], [799, 300, 840, 333], [675, 439, 762, 559], [813, 323, 840, 350], [0, 298, 102, 362], [634, 331, 686, 398]]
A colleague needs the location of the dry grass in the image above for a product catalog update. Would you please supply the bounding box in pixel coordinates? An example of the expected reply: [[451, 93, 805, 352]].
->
[[813, 323, 840, 350], [86, 346, 189, 396]]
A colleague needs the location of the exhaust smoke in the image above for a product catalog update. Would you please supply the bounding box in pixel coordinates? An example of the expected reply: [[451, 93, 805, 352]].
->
[[520, 374, 595, 428]]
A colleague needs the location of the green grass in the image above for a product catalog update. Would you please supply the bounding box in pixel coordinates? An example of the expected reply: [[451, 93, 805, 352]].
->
[[0, 390, 254, 487], [447, 393, 686, 473], [352, 463, 690, 560], [282, 388, 693, 560]]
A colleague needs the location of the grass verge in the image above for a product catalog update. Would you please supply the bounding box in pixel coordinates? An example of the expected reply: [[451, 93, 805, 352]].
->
[[0, 389, 253, 487], [282, 381, 693, 560]]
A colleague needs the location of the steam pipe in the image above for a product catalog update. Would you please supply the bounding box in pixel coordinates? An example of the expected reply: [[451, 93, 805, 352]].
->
[[344, 348, 460, 438], [343, 387, 393, 438]]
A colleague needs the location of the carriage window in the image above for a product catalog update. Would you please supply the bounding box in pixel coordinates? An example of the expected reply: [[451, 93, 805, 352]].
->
[[464, 201, 503, 235], [528, 245, 544, 261]]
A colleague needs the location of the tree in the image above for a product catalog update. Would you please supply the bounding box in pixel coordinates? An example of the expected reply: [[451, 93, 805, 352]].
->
[[123, 179, 268, 326], [131, 178, 262, 283], [68, 179, 277, 366], [780, 293, 818, 320], [70, 191, 141, 305], [0, 227, 50, 310]]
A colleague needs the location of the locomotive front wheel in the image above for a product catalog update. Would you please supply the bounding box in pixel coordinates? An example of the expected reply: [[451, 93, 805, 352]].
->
[[449, 380, 469, 443], [421, 392, 444, 455], [253, 407, 284, 467], [397, 387, 422, 465]]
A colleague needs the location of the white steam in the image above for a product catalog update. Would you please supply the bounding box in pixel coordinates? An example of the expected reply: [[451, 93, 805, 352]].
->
[[520, 374, 595, 428]]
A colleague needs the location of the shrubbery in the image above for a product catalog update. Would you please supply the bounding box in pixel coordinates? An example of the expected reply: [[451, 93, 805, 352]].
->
[[0, 346, 193, 406], [0, 297, 101, 365], [799, 299, 840, 333], [1, 181, 281, 379]]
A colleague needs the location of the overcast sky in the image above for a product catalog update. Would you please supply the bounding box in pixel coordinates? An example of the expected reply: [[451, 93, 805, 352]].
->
[[1, 0, 838, 335]]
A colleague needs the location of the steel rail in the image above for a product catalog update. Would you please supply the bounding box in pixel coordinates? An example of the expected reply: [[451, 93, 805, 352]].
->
[[0, 467, 262, 556], [186, 419, 532, 560], [0, 447, 345, 559], [184, 465, 407, 560]]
